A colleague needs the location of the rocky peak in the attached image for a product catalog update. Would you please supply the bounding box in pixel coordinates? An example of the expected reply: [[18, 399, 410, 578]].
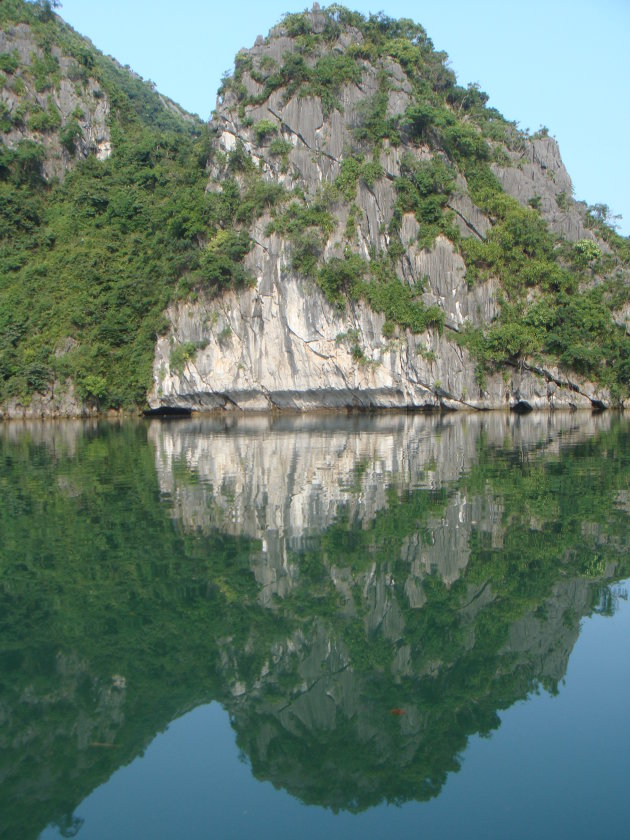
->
[[0, 20, 111, 179], [147, 6, 628, 416]]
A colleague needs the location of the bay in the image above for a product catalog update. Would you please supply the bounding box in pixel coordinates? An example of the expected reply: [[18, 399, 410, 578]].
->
[[1, 411, 628, 839]]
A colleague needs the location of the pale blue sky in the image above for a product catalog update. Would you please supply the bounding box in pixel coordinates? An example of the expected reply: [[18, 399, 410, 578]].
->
[[57, 0, 629, 235]]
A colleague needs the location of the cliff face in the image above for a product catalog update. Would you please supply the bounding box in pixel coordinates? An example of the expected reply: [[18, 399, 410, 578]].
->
[[0, 21, 112, 177], [150, 269, 607, 412], [148, 7, 627, 413], [1, 3, 628, 418]]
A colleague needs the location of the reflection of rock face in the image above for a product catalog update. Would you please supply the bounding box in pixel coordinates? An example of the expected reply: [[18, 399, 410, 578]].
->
[[20, 652, 128, 750], [226, 576, 604, 812], [504, 578, 591, 684], [0, 418, 101, 453], [150, 411, 611, 596], [1, 414, 628, 835], [0, 650, 129, 839], [148, 409, 627, 815]]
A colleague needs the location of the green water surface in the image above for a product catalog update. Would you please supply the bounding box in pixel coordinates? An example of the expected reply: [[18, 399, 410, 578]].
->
[[0, 411, 628, 839]]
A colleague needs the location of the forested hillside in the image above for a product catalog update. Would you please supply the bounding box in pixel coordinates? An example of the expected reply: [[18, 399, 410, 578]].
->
[[0, 0, 209, 410], [1, 1, 628, 415]]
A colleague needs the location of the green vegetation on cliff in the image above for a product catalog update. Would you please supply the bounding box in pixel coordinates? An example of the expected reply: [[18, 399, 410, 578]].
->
[[0, 1, 628, 410], [456, 170, 630, 394], [215, 4, 629, 399], [0, 0, 214, 408]]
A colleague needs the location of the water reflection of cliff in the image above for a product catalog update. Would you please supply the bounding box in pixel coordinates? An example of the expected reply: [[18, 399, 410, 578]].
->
[[149, 411, 614, 596], [229, 577, 608, 811], [0, 414, 628, 837]]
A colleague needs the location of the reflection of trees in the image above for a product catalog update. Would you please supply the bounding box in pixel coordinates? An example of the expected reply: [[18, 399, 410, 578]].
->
[[0, 416, 628, 837]]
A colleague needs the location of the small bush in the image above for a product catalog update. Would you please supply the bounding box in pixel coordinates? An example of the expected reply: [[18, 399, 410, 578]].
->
[[283, 12, 312, 37], [572, 239, 602, 267], [0, 103, 11, 133], [236, 178, 286, 222], [268, 137, 292, 172], [227, 141, 254, 174], [0, 50, 19, 74], [335, 155, 385, 201], [253, 119, 277, 144], [198, 230, 252, 290], [303, 53, 361, 114], [31, 51, 60, 92], [354, 77, 400, 146], [318, 252, 366, 305], [27, 98, 61, 132], [59, 120, 83, 154], [169, 342, 198, 375], [79, 373, 108, 401], [10, 140, 45, 185], [528, 195, 542, 211]]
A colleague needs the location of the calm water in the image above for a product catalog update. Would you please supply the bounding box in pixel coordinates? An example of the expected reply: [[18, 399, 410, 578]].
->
[[1, 411, 629, 839]]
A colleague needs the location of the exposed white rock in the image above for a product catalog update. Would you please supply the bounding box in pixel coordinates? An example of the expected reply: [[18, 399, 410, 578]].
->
[[151, 19, 617, 414], [149, 267, 605, 413], [148, 410, 613, 600]]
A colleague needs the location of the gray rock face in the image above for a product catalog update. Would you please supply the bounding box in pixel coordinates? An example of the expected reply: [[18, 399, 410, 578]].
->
[[492, 136, 572, 212], [149, 410, 613, 606], [0, 23, 111, 179], [0, 379, 98, 420], [491, 135, 599, 245], [448, 192, 491, 241], [149, 269, 606, 412], [149, 15, 619, 415]]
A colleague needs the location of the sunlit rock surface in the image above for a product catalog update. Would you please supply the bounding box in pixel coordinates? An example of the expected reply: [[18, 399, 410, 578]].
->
[[149, 11, 615, 414]]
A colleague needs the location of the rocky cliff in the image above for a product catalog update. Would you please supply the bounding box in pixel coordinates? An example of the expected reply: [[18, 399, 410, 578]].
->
[[0, 20, 111, 175], [1, 3, 628, 417], [148, 6, 629, 414]]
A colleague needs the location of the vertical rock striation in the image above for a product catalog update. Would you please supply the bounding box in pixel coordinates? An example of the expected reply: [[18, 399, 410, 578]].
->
[[150, 8, 626, 413]]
